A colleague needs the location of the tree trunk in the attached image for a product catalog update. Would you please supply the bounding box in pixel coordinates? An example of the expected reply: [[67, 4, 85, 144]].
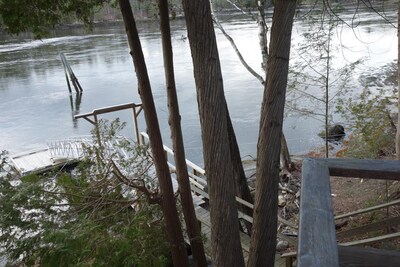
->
[[257, 0, 268, 72], [118, 1, 189, 266], [280, 132, 292, 172], [157, 0, 207, 266], [181, 0, 245, 266], [396, 0, 400, 159], [248, 1, 297, 266], [226, 108, 253, 234]]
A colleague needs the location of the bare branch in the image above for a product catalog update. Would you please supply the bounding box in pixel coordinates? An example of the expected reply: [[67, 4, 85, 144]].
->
[[210, 1, 265, 84], [111, 160, 161, 205]]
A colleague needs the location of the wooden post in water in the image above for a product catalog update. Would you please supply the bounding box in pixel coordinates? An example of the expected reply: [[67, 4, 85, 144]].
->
[[60, 53, 83, 93]]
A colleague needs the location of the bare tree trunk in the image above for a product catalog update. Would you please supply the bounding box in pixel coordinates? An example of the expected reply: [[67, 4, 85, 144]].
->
[[396, 0, 400, 159], [181, 0, 245, 266], [257, 0, 268, 72], [158, 1, 207, 266], [118, 1, 189, 266], [248, 1, 297, 266]]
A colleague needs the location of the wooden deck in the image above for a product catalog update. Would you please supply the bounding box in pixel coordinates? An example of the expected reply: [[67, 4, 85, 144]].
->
[[10, 148, 77, 176], [10, 138, 92, 176]]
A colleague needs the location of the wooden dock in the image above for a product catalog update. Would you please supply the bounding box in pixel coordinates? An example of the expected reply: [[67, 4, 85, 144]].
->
[[10, 148, 77, 176], [10, 137, 91, 176]]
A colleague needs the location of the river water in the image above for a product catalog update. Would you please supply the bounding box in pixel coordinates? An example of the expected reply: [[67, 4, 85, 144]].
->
[[0, 9, 397, 166]]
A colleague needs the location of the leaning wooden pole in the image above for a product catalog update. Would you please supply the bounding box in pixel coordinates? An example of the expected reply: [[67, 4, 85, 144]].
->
[[158, 1, 207, 266], [118, 1, 189, 266]]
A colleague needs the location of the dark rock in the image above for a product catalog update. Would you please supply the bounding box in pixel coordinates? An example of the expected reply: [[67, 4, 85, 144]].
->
[[319, 124, 345, 141]]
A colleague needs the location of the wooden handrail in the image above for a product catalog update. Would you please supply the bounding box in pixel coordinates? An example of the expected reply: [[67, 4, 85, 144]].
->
[[74, 102, 142, 118], [335, 199, 400, 220], [298, 158, 400, 267], [140, 131, 297, 230]]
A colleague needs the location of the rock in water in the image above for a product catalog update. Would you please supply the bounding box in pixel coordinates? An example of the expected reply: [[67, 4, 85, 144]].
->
[[319, 124, 345, 141]]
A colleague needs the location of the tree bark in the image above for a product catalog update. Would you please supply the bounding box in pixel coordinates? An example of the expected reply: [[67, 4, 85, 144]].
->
[[157, 0, 207, 266], [280, 132, 292, 172], [181, 0, 245, 266], [396, 0, 400, 159], [226, 108, 253, 234], [118, 1, 189, 266], [248, 1, 297, 266], [257, 0, 268, 72]]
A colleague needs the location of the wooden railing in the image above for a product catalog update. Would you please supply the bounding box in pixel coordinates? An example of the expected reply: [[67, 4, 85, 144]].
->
[[140, 132, 298, 234], [74, 102, 143, 144], [298, 158, 400, 267]]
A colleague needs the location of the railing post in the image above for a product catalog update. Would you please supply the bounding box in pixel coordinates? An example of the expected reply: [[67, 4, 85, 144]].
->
[[133, 106, 140, 145], [298, 158, 339, 267]]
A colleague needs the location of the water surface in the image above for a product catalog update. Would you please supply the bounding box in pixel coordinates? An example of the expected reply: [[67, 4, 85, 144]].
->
[[0, 10, 397, 165]]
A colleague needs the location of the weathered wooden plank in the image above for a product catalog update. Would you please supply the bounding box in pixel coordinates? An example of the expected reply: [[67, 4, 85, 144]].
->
[[11, 149, 67, 175], [341, 232, 400, 246], [298, 158, 339, 267], [74, 102, 140, 119], [337, 216, 400, 239], [321, 158, 400, 180], [338, 245, 400, 267], [334, 199, 400, 220], [282, 245, 400, 267]]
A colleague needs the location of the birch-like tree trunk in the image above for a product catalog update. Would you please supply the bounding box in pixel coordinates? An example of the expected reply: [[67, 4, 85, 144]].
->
[[118, 1, 189, 266], [157, 0, 207, 266], [257, 0, 268, 72], [248, 1, 297, 266], [181, 0, 245, 266]]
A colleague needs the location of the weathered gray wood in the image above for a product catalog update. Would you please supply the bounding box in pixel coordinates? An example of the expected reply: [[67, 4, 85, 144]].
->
[[11, 148, 78, 176], [282, 245, 400, 267], [320, 158, 400, 180], [60, 53, 83, 92], [341, 232, 400, 246], [337, 216, 400, 239], [338, 245, 400, 267], [74, 102, 140, 118], [335, 199, 400, 220], [298, 158, 339, 267]]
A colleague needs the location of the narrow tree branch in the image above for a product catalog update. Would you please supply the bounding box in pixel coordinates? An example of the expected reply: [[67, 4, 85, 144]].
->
[[210, 1, 265, 84]]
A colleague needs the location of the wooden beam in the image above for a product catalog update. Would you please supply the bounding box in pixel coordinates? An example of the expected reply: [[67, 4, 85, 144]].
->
[[341, 232, 400, 246], [335, 199, 400, 220], [298, 158, 339, 267], [337, 216, 400, 239], [320, 158, 400, 180], [282, 246, 400, 267], [338, 245, 400, 267], [74, 102, 141, 119]]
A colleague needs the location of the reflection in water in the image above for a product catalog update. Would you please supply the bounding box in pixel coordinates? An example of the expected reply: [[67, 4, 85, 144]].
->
[[0, 10, 397, 165], [70, 92, 83, 128]]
